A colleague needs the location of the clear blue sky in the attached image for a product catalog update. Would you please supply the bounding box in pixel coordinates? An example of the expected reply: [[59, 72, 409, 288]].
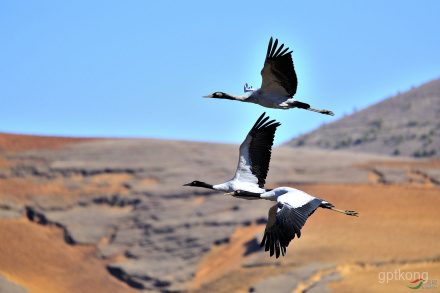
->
[[1, 1, 439, 145]]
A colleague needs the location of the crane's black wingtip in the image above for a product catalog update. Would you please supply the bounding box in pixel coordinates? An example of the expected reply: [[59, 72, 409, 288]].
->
[[266, 37, 294, 59], [267, 38, 273, 58], [252, 112, 273, 130]]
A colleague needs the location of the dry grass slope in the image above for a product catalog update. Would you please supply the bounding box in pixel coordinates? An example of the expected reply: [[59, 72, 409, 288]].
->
[[0, 132, 439, 292], [285, 78, 440, 158], [190, 184, 440, 292]]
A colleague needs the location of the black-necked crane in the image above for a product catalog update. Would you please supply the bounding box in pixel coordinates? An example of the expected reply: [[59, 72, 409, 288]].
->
[[203, 37, 334, 116], [183, 112, 280, 193], [225, 187, 358, 258]]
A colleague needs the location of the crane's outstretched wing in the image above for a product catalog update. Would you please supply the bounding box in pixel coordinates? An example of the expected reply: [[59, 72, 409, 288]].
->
[[261, 198, 322, 258], [233, 112, 280, 188], [260, 37, 298, 97]]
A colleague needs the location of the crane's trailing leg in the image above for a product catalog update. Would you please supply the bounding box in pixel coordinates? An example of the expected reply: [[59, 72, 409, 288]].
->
[[329, 207, 358, 217], [306, 107, 334, 116], [244, 83, 256, 93]]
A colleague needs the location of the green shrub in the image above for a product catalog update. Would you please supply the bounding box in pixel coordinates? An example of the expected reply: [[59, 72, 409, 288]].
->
[[413, 148, 437, 157], [407, 120, 418, 127], [335, 137, 352, 149], [371, 119, 384, 130], [296, 138, 306, 146]]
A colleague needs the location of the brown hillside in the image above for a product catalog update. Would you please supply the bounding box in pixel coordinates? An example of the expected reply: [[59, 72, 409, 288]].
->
[[191, 184, 440, 293], [0, 133, 439, 292], [284, 78, 440, 158], [0, 218, 138, 293], [0, 132, 97, 152]]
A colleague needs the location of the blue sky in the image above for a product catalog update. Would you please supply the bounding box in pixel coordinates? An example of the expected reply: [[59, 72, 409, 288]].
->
[[1, 1, 439, 145]]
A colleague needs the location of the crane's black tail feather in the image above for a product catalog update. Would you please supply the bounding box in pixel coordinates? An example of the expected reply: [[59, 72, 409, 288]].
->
[[291, 101, 310, 109]]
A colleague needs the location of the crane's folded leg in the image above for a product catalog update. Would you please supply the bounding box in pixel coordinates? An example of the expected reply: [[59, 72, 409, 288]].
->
[[288, 100, 334, 116], [320, 202, 358, 216], [329, 207, 358, 217]]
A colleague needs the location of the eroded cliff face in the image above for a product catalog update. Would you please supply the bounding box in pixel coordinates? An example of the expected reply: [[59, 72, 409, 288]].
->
[[1, 134, 439, 292]]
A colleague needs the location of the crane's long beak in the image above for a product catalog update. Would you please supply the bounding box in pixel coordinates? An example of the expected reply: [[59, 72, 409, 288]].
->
[[202, 94, 213, 98], [183, 183, 191, 186]]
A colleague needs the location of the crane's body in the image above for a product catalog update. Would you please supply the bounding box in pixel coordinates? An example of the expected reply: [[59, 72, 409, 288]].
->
[[226, 187, 358, 258], [184, 112, 280, 194], [213, 90, 309, 110], [210, 179, 265, 194], [203, 37, 334, 116]]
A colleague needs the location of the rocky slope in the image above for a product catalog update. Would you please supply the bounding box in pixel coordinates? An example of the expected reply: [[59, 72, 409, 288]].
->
[[1, 133, 439, 292], [284, 78, 440, 158]]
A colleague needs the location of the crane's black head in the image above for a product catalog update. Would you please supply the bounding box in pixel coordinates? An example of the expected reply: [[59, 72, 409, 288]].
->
[[183, 180, 214, 189], [183, 180, 202, 187], [203, 92, 226, 99]]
